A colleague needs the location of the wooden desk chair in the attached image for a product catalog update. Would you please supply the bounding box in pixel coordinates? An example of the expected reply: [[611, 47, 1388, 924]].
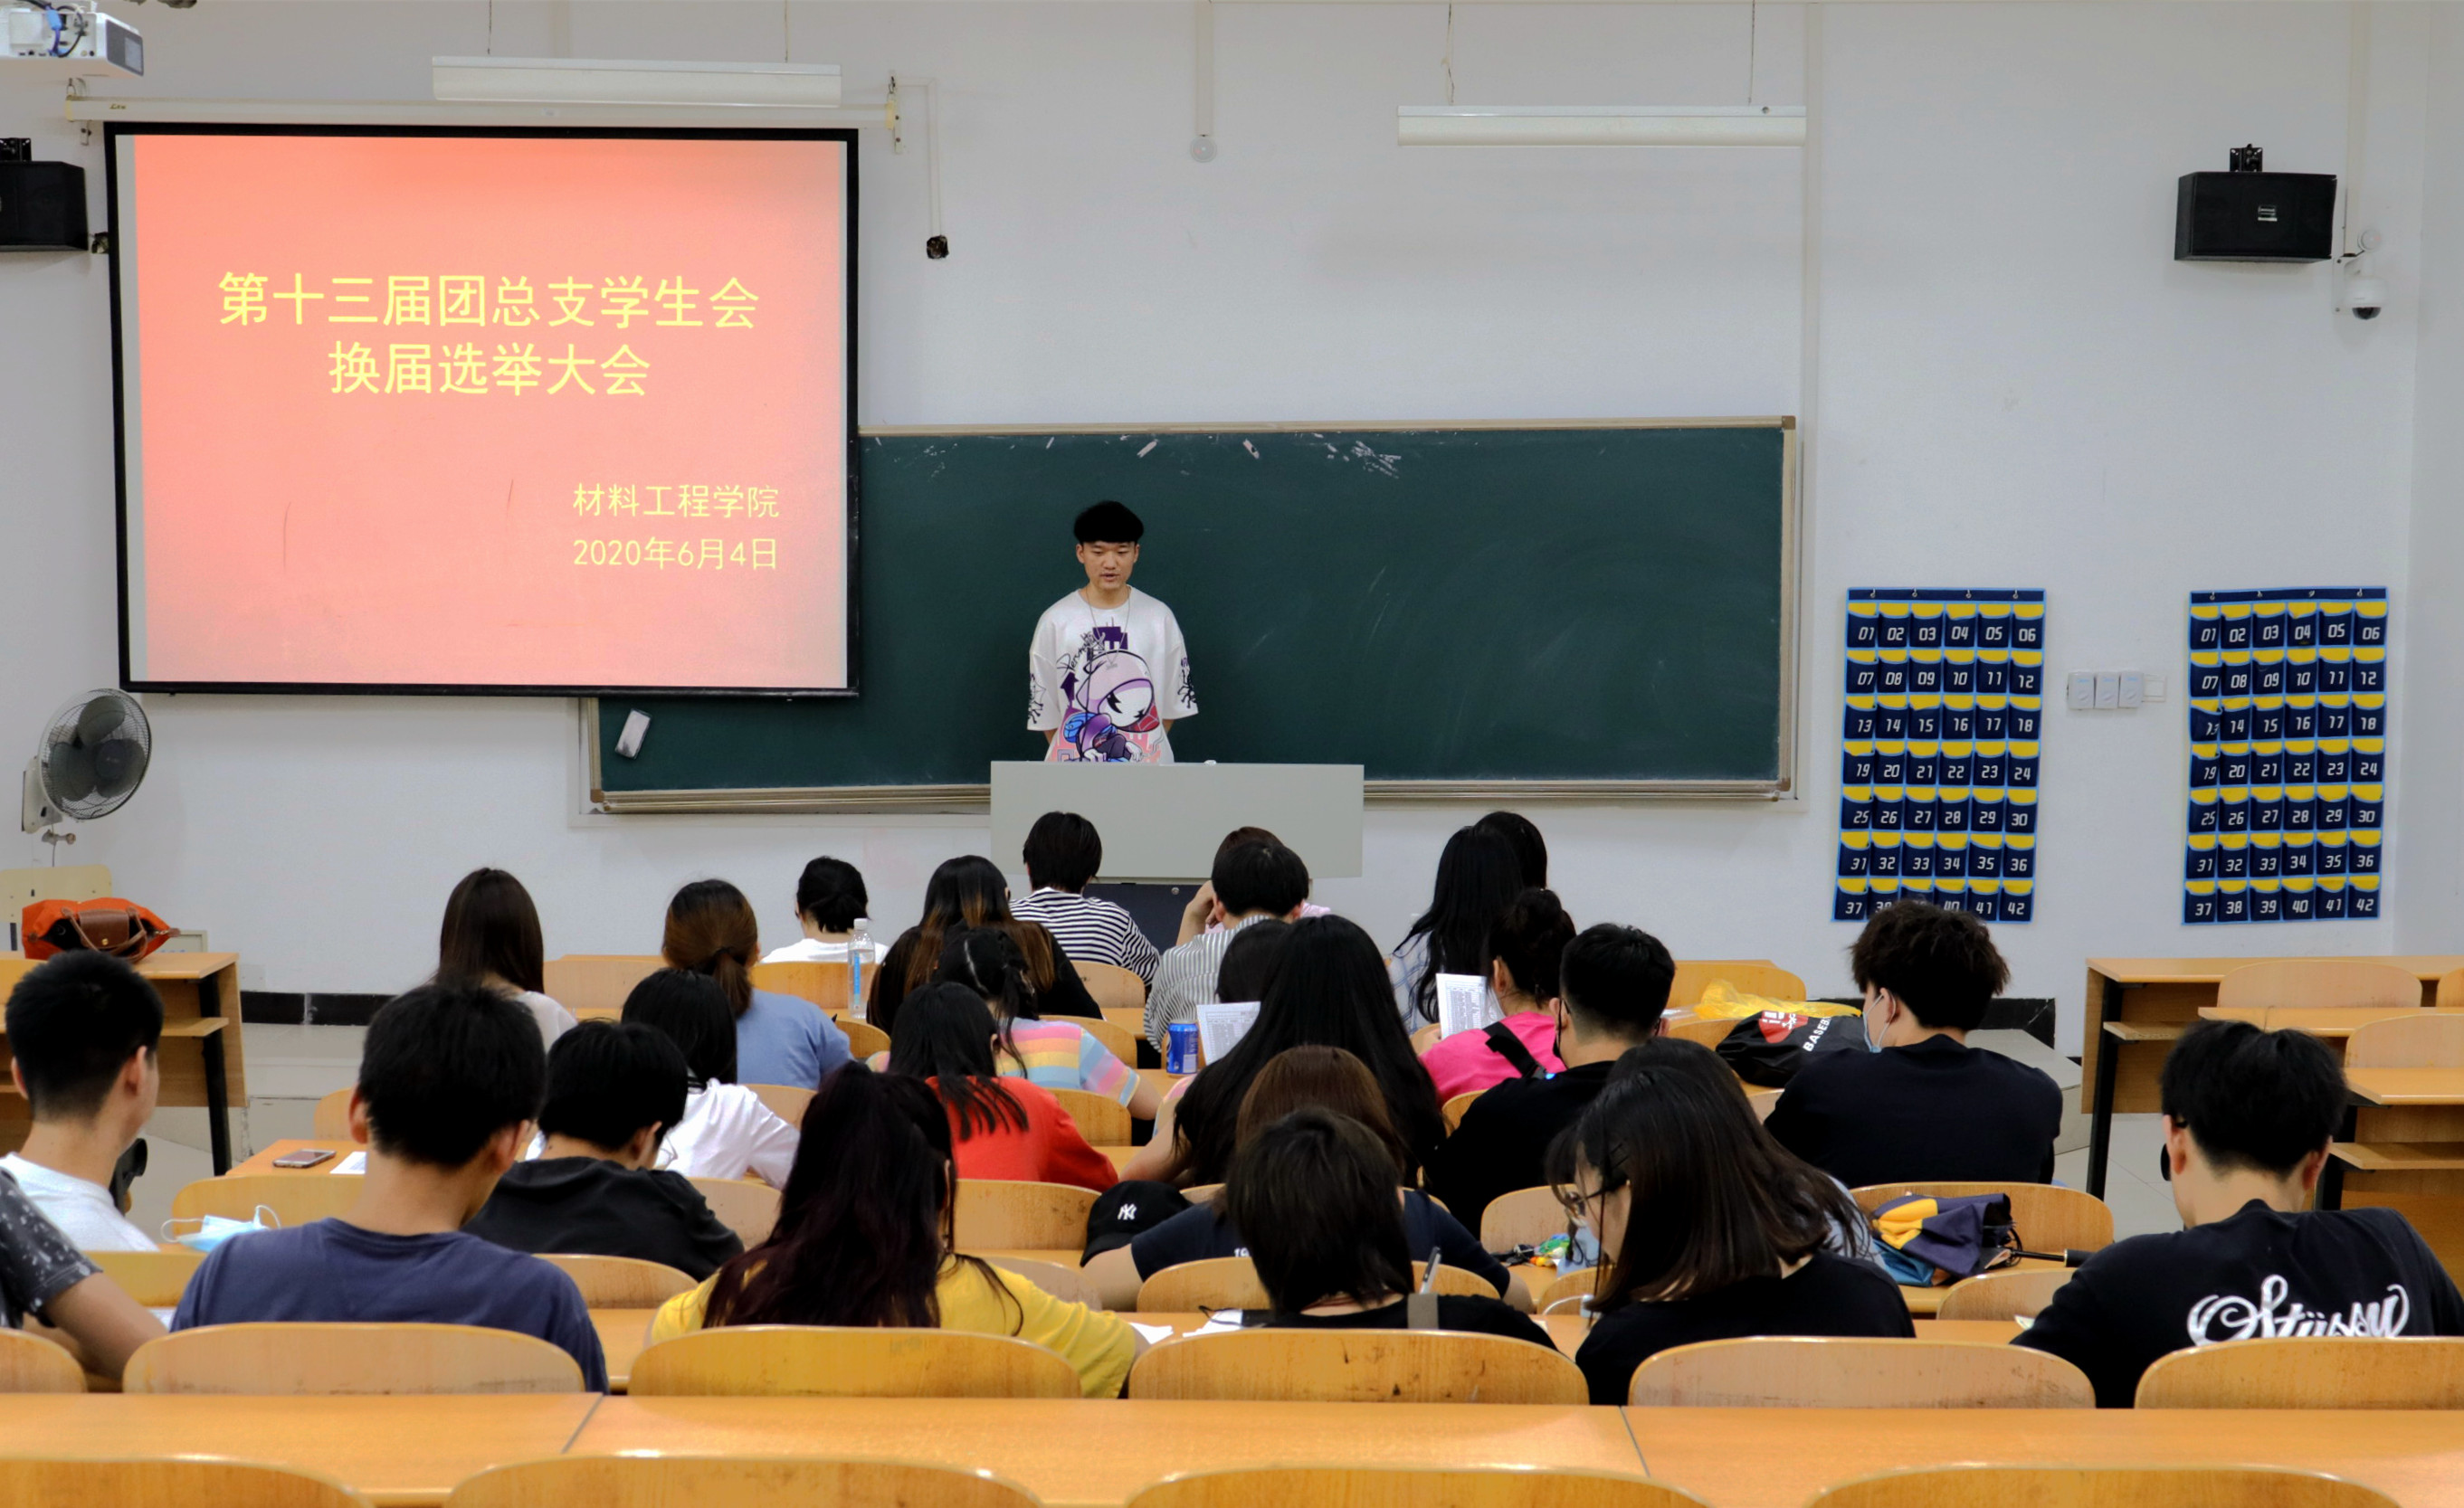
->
[[1050, 1086, 1132, 1145], [1100, 1006, 1146, 1040], [311, 1087, 354, 1140], [690, 1178, 781, 1246], [1935, 1267, 2074, 1322], [745, 1083, 813, 1127], [537, 1255, 698, 1308], [988, 1256, 1099, 1306], [86, 1248, 204, 1308], [123, 1323, 585, 1394], [2134, 1335, 2464, 1408], [1075, 961, 1148, 1014], [0, 1330, 85, 1393], [1850, 1182, 2115, 1254], [0, 1458, 371, 1507], [1411, 1022, 1442, 1055], [2217, 959, 2422, 1012], [1129, 1327, 1587, 1403], [1627, 1336, 2092, 1408], [447, 1456, 1039, 1508], [1441, 1091, 1483, 1131], [1137, 1257, 1497, 1312], [543, 955, 665, 1020], [1669, 961, 1806, 1008], [1537, 1266, 1601, 1314], [1479, 1184, 1569, 1251], [836, 1018, 891, 1059], [1127, 1467, 1712, 1508], [1050, 1013, 1140, 1065], [748, 960, 853, 1012], [1805, 1466, 2398, 1508], [2345, 1012, 2464, 1068], [170, 1173, 360, 1228], [629, 1325, 1079, 1398], [954, 1180, 1098, 1250]]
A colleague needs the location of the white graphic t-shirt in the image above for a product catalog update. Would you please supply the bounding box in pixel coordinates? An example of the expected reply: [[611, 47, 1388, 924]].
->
[[1028, 587, 1197, 763]]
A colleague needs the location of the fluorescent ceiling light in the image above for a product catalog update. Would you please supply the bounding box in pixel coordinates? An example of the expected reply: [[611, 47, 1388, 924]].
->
[[1399, 105, 1805, 147], [433, 57, 842, 109]]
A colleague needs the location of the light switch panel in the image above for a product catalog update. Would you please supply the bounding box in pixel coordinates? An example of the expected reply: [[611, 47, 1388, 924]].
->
[[2067, 672, 2095, 709], [2094, 672, 2121, 709], [2118, 671, 2145, 708]]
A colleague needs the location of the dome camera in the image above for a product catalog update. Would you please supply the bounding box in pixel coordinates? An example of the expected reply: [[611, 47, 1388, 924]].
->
[[2345, 274, 2387, 320]]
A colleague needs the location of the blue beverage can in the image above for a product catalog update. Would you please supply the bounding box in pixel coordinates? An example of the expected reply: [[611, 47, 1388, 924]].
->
[[1165, 1021, 1201, 1076]]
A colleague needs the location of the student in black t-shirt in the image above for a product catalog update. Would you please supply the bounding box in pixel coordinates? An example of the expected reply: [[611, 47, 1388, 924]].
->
[[1425, 923, 1676, 1235], [1558, 1041, 1912, 1405], [2017, 1020, 2464, 1407], [1231, 1106, 1553, 1347], [466, 1021, 744, 1279], [1763, 900, 2061, 1190]]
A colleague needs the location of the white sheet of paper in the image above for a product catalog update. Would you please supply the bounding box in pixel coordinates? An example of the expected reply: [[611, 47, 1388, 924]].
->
[[1129, 1322, 1179, 1344], [334, 1151, 367, 1176], [1196, 1001, 1261, 1063], [1436, 972, 1500, 1039], [1190, 1313, 1245, 1335]]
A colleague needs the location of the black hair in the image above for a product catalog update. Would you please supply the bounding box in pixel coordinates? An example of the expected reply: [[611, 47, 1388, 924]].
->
[[886, 855, 1057, 1017], [538, 1020, 691, 1152], [1474, 811, 1549, 890], [1227, 1108, 1414, 1314], [437, 868, 547, 997], [621, 967, 740, 1087], [4, 952, 163, 1121], [1492, 888, 1575, 1002], [937, 925, 1043, 1028], [1559, 924, 1676, 1039], [794, 857, 869, 933], [357, 982, 547, 1169], [2160, 1019, 2346, 1175], [1849, 900, 2010, 1032], [1215, 919, 1292, 1004], [887, 982, 1029, 1139], [1399, 825, 1527, 1025], [662, 878, 762, 1018], [1213, 839, 1310, 919], [1073, 499, 1145, 545], [1168, 915, 1445, 1185], [1023, 811, 1104, 893]]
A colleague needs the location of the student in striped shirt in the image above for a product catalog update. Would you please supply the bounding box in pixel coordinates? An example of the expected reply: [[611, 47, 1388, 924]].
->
[[1010, 811, 1163, 984], [937, 926, 1163, 1121]]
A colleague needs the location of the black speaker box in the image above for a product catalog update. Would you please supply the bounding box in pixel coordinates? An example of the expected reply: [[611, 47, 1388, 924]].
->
[[2175, 171, 2336, 262], [0, 161, 88, 251]]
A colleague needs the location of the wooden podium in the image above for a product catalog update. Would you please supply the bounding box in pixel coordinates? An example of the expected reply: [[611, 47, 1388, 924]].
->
[[988, 763, 1364, 881]]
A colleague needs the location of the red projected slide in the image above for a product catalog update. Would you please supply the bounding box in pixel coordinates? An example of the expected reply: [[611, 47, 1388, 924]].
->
[[109, 127, 853, 694]]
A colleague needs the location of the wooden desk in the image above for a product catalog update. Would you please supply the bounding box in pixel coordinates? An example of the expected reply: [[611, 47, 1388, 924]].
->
[[1894, 1259, 2067, 1317], [229, 1137, 365, 1178], [0, 952, 247, 1172], [0, 1394, 600, 1506], [2326, 1068, 2464, 1277], [2080, 956, 2464, 1197], [1625, 1408, 2464, 1508], [596, 1307, 655, 1392], [2202, 1006, 2464, 1037], [572, 1398, 1645, 1506]]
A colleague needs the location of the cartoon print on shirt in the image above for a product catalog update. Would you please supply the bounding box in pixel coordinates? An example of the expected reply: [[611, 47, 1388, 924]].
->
[[2185, 1273, 2411, 1344], [1058, 626, 1160, 763]]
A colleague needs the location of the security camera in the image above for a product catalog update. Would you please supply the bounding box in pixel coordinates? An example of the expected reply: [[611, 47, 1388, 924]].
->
[[2345, 274, 2387, 320]]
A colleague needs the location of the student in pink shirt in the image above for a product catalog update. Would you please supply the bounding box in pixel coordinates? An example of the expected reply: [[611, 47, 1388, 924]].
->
[[1417, 889, 1575, 1101]]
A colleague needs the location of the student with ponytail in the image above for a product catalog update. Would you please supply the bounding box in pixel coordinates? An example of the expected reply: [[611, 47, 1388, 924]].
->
[[662, 879, 852, 1090], [1415, 887, 1576, 1100], [888, 983, 1119, 1193]]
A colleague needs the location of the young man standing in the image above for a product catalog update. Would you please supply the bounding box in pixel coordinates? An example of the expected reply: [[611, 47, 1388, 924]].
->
[[2017, 1020, 2464, 1406], [1144, 840, 1309, 1049], [1010, 811, 1163, 984], [2, 953, 163, 1251], [173, 982, 607, 1389], [1426, 924, 1675, 1234], [1029, 500, 1197, 763]]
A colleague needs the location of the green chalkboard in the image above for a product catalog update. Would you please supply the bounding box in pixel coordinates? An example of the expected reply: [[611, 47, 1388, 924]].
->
[[591, 422, 1794, 806]]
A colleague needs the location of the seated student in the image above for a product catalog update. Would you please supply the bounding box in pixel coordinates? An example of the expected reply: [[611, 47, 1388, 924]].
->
[[172, 983, 607, 1389], [1474, 811, 1548, 889], [1009, 811, 1163, 984], [1557, 1053, 1911, 1405], [651, 1067, 1141, 1396], [1391, 825, 1527, 1029], [1146, 839, 1311, 1050], [0, 1171, 162, 1379], [761, 856, 884, 965], [938, 927, 1161, 1121], [663, 879, 852, 1091], [1229, 1107, 1552, 1347], [1214, 917, 1292, 1004], [1417, 888, 1575, 1101], [1425, 923, 1673, 1235], [2018, 1020, 2464, 1407], [622, 970, 802, 1189], [888, 983, 1118, 1193], [869, 856, 1103, 1029], [438, 868, 577, 1048], [1764, 900, 2061, 1189], [1183, 827, 1334, 937], [1086, 1045, 1515, 1309], [466, 1021, 744, 1279], [3, 953, 163, 1251]]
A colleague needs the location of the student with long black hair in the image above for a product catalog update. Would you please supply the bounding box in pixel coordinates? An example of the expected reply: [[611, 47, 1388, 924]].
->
[[1391, 825, 1527, 1028], [1554, 1039, 1912, 1405], [621, 969, 800, 1190], [437, 868, 576, 1048], [648, 1066, 1140, 1396], [868, 856, 1102, 1031], [887, 983, 1118, 1193], [937, 927, 1160, 1121], [1473, 811, 1548, 890]]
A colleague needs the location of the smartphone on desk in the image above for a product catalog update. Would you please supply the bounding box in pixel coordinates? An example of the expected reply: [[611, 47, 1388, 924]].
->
[[271, 1148, 334, 1170]]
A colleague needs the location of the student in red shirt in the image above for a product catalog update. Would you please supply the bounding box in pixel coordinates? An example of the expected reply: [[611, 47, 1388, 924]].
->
[[888, 983, 1118, 1193]]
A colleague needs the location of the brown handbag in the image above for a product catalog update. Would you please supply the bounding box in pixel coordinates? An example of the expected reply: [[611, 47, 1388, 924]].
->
[[22, 898, 177, 963]]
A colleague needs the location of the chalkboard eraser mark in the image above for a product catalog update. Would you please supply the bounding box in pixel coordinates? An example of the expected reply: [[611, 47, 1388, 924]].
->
[[615, 709, 652, 759]]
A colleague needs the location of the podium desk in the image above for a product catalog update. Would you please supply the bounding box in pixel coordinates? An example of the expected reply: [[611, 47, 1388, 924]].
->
[[991, 763, 1363, 880], [0, 952, 245, 1173]]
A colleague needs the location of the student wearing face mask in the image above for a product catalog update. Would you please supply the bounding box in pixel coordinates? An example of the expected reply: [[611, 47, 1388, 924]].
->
[[1763, 900, 2061, 1190]]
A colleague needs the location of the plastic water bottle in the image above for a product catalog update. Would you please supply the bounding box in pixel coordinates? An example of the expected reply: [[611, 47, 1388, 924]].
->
[[849, 917, 870, 1019]]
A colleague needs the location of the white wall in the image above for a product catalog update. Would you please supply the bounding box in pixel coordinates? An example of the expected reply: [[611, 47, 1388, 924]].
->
[[0, 3, 2441, 1049]]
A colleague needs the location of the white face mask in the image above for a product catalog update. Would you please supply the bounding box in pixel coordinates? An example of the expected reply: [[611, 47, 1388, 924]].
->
[[1863, 996, 1890, 1052], [163, 1209, 278, 1253]]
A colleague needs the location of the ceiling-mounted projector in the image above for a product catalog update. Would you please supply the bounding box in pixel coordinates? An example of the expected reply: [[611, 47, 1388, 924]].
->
[[5, 1, 143, 78]]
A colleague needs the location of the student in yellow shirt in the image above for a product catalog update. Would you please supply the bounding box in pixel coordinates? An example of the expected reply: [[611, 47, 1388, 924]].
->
[[649, 1065, 1141, 1398]]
